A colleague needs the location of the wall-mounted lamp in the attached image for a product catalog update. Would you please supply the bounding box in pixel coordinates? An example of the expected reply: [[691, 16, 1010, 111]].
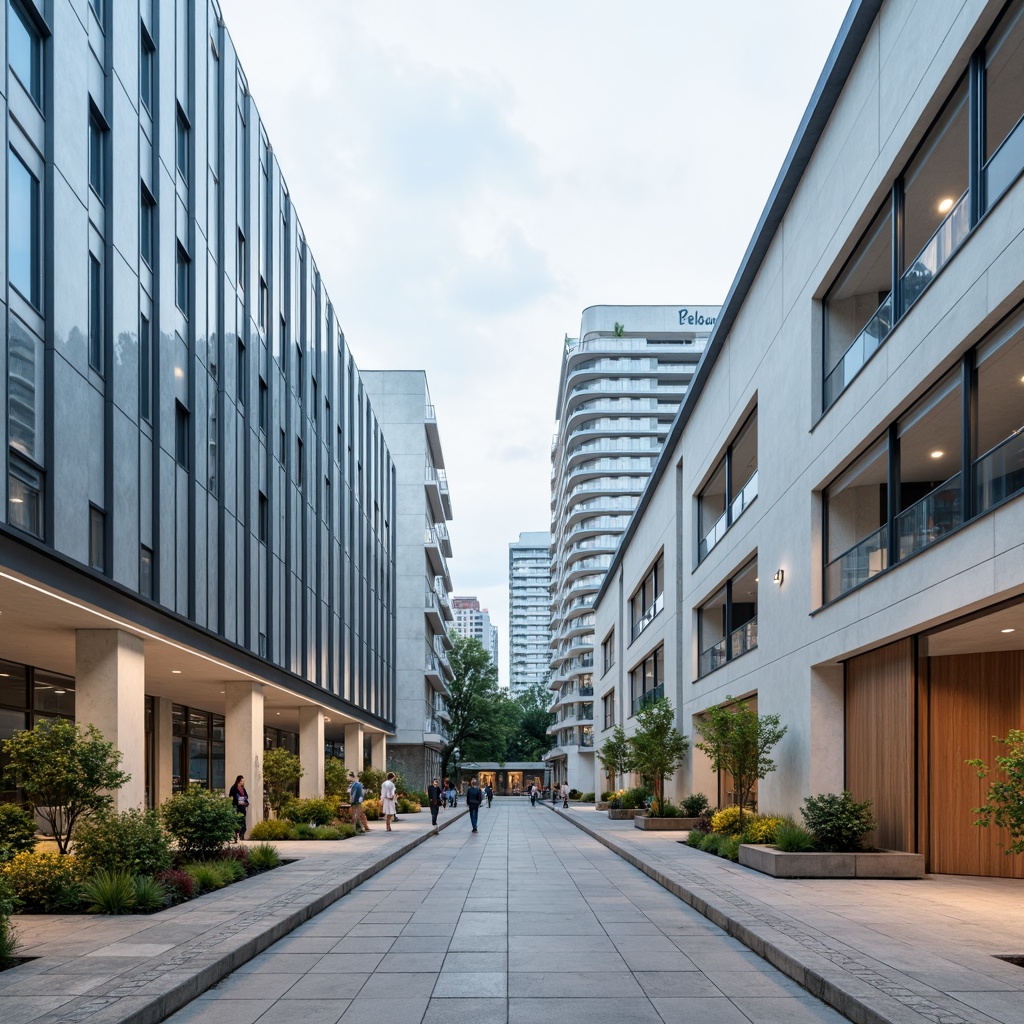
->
[[773, 569, 784, 586]]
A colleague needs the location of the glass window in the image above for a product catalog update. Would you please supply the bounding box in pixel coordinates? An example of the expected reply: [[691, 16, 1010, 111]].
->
[[630, 553, 664, 641], [258, 492, 268, 543], [140, 545, 153, 598], [630, 646, 664, 715], [601, 631, 614, 673], [237, 340, 246, 405], [89, 254, 103, 372], [8, 454, 43, 538], [34, 671, 74, 717], [175, 244, 189, 312], [140, 26, 155, 112], [984, 0, 1024, 203], [698, 585, 727, 674], [140, 315, 152, 421], [698, 458, 727, 552], [89, 108, 106, 200], [237, 229, 245, 289], [9, 150, 40, 308], [89, 505, 105, 572], [697, 558, 758, 676], [140, 187, 155, 267], [8, 314, 43, 462], [258, 377, 268, 433], [9, 2, 42, 105], [697, 409, 759, 560], [975, 320, 1024, 513], [176, 107, 189, 181], [0, 661, 29, 709], [901, 79, 970, 310], [602, 691, 615, 730], [175, 401, 189, 468], [895, 370, 963, 559]]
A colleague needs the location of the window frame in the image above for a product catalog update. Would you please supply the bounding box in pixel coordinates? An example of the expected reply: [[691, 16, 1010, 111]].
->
[[88, 253, 103, 374], [9, 0, 44, 108], [628, 645, 665, 716], [697, 408, 758, 563], [629, 552, 665, 642], [697, 556, 759, 678]]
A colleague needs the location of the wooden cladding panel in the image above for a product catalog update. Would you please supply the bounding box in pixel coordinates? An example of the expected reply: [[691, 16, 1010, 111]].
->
[[845, 638, 916, 852], [927, 652, 1024, 878]]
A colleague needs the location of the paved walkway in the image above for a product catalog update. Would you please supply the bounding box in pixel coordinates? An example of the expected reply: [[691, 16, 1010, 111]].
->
[[1, 808, 465, 1024], [554, 805, 1024, 1024], [165, 799, 847, 1024]]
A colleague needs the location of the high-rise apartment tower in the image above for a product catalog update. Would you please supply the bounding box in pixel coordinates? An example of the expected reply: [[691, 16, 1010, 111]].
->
[[508, 532, 551, 697]]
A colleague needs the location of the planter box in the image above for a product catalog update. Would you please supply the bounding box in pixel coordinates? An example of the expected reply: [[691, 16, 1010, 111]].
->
[[607, 808, 639, 819], [635, 815, 701, 831], [738, 844, 925, 879], [595, 802, 610, 810]]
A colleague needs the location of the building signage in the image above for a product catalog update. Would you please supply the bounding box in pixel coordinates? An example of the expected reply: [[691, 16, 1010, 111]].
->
[[678, 308, 716, 327]]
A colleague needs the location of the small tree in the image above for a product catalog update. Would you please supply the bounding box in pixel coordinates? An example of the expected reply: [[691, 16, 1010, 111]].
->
[[597, 725, 634, 788], [628, 698, 689, 817], [324, 756, 347, 797], [695, 698, 787, 829], [161, 786, 239, 859], [1, 719, 130, 854], [262, 747, 303, 815], [967, 729, 1024, 855]]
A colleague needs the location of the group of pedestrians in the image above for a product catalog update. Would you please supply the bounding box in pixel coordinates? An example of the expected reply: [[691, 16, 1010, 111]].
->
[[426, 776, 493, 827]]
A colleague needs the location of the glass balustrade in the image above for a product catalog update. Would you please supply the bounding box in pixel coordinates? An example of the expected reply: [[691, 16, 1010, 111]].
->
[[896, 474, 962, 560], [824, 293, 893, 408], [974, 429, 1024, 514], [824, 524, 888, 602]]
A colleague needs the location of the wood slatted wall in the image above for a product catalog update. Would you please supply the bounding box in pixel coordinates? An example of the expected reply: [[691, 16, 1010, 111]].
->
[[927, 652, 1024, 878], [845, 638, 916, 852]]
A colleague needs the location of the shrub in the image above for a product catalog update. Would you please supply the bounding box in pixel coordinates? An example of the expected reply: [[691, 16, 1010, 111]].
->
[[3, 851, 83, 912], [601, 790, 615, 802], [262, 748, 303, 814], [363, 798, 382, 820], [568, 788, 581, 799], [682, 793, 710, 817], [686, 829, 705, 848], [721, 836, 741, 861], [324, 756, 348, 797], [334, 823, 357, 840], [692, 809, 715, 835], [0, 803, 37, 862], [155, 868, 194, 903], [700, 832, 725, 855], [800, 791, 875, 852], [650, 802, 681, 817], [359, 768, 386, 798], [408, 790, 429, 806], [578, 792, 595, 802], [184, 861, 230, 893], [80, 869, 137, 914], [774, 821, 817, 852], [219, 845, 251, 869], [161, 786, 240, 859], [246, 843, 281, 870], [294, 823, 316, 840], [217, 858, 246, 883], [740, 815, 786, 844], [132, 874, 167, 912], [967, 729, 1024, 854], [282, 797, 337, 826], [249, 819, 298, 841], [72, 808, 172, 878], [0, 874, 18, 968], [710, 806, 745, 835], [309, 826, 342, 840], [396, 797, 421, 814], [619, 787, 650, 810]]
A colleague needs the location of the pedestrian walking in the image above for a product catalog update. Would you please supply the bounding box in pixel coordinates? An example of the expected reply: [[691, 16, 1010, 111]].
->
[[427, 777, 443, 825], [442, 777, 451, 807], [381, 772, 397, 832], [466, 776, 484, 832], [228, 774, 249, 841], [529, 783, 537, 807], [560, 781, 570, 808], [348, 771, 370, 832], [485, 783, 493, 808]]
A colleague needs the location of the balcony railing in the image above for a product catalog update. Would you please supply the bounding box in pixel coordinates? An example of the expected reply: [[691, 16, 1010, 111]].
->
[[824, 294, 893, 409], [630, 593, 664, 642], [825, 524, 888, 602], [698, 616, 758, 677], [698, 470, 758, 562], [974, 429, 1024, 516], [896, 473, 962, 561], [631, 684, 664, 716]]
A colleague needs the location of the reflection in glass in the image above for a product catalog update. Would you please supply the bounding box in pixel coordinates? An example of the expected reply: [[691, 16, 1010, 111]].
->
[[9, 152, 40, 308]]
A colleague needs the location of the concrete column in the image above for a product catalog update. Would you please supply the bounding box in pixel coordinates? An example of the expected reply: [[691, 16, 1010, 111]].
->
[[809, 665, 845, 796], [153, 696, 175, 806], [344, 722, 364, 776], [299, 706, 325, 798], [75, 629, 146, 810], [225, 681, 265, 825], [370, 733, 387, 772]]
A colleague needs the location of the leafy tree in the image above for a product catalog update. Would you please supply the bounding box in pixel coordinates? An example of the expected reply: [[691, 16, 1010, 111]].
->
[[597, 724, 634, 784], [504, 682, 555, 762], [628, 698, 688, 816], [439, 633, 510, 780], [1, 719, 130, 854], [261, 747, 303, 815], [324, 756, 348, 797], [967, 729, 1024, 855], [695, 697, 787, 829]]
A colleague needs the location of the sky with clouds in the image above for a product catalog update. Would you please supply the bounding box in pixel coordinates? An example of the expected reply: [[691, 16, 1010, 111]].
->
[[218, 0, 850, 686]]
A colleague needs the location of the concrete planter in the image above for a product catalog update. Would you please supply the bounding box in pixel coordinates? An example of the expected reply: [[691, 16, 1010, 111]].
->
[[607, 808, 639, 820], [634, 815, 701, 831], [595, 802, 610, 810], [738, 844, 925, 878]]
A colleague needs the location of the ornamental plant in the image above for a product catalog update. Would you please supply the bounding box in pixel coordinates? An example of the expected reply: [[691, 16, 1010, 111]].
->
[[262, 748, 303, 815], [324, 756, 348, 797], [0, 803, 38, 863], [681, 793, 710, 817], [1, 719, 130, 854], [628, 697, 689, 816], [2, 850, 83, 912], [72, 808, 172, 878], [281, 797, 337, 826], [695, 698, 787, 830], [0, 874, 19, 968], [967, 729, 1024, 855], [800, 791, 875, 852], [161, 786, 239, 859]]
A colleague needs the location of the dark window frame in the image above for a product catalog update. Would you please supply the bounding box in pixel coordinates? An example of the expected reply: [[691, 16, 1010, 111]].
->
[[697, 407, 758, 563], [696, 556, 759, 678]]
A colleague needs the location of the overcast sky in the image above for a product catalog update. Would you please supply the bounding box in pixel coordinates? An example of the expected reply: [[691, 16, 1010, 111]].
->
[[218, 0, 850, 687]]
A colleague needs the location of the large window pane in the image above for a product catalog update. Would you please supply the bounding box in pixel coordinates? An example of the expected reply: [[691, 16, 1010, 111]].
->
[[9, 2, 42, 105], [8, 314, 43, 462], [825, 438, 888, 599], [985, 0, 1024, 203], [698, 585, 727, 675], [9, 150, 40, 308], [0, 661, 29, 709], [896, 370, 963, 559], [824, 203, 893, 403], [975, 321, 1024, 511], [8, 455, 43, 538], [901, 79, 969, 308], [33, 671, 74, 717], [698, 458, 726, 554]]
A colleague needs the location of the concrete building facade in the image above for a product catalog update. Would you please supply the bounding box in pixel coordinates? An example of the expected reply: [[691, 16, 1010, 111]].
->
[[452, 595, 498, 666], [508, 531, 551, 697], [546, 305, 718, 792], [593, 0, 1024, 877], [0, 0, 398, 817], [362, 371, 453, 790]]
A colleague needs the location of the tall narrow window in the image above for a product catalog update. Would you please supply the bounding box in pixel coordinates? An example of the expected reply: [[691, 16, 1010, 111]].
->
[[140, 24, 155, 112], [89, 254, 103, 373], [258, 492, 268, 543], [697, 409, 758, 561], [176, 106, 189, 182], [88, 105, 107, 200], [175, 243, 190, 313], [237, 340, 246, 405], [296, 437, 303, 487], [175, 402, 189, 468], [140, 545, 153, 598], [140, 185, 155, 267], [237, 229, 245, 290], [697, 558, 758, 677], [259, 277, 268, 331], [258, 377, 268, 433], [984, 0, 1024, 205], [8, 455, 43, 538], [139, 315, 152, 421], [296, 345, 303, 401], [88, 506, 106, 573], [9, 151, 40, 309], [9, 2, 43, 105]]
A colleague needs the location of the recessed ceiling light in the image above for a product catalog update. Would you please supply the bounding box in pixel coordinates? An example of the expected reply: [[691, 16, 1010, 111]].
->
[[276, 711, 281, 716], [171, 669, 182, 674], [54, 689, 66, 695], [937, 197, 955, 214], [0, 673, 9, 678], [174, 367, 184, 379], [1001, 628, 1016, 634], [930, 450, 944, 459], [9, 497, 23, 504]]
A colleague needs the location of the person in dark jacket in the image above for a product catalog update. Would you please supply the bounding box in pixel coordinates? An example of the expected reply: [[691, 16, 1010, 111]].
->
[[485, 783, 493, 808], [427, 778, 443, 826], [466, 777, 484, 833], [228, 775, 249, 841]]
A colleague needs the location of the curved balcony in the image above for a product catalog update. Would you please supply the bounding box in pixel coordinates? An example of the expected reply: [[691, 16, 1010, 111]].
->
[[564, 496, 638, 531]]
